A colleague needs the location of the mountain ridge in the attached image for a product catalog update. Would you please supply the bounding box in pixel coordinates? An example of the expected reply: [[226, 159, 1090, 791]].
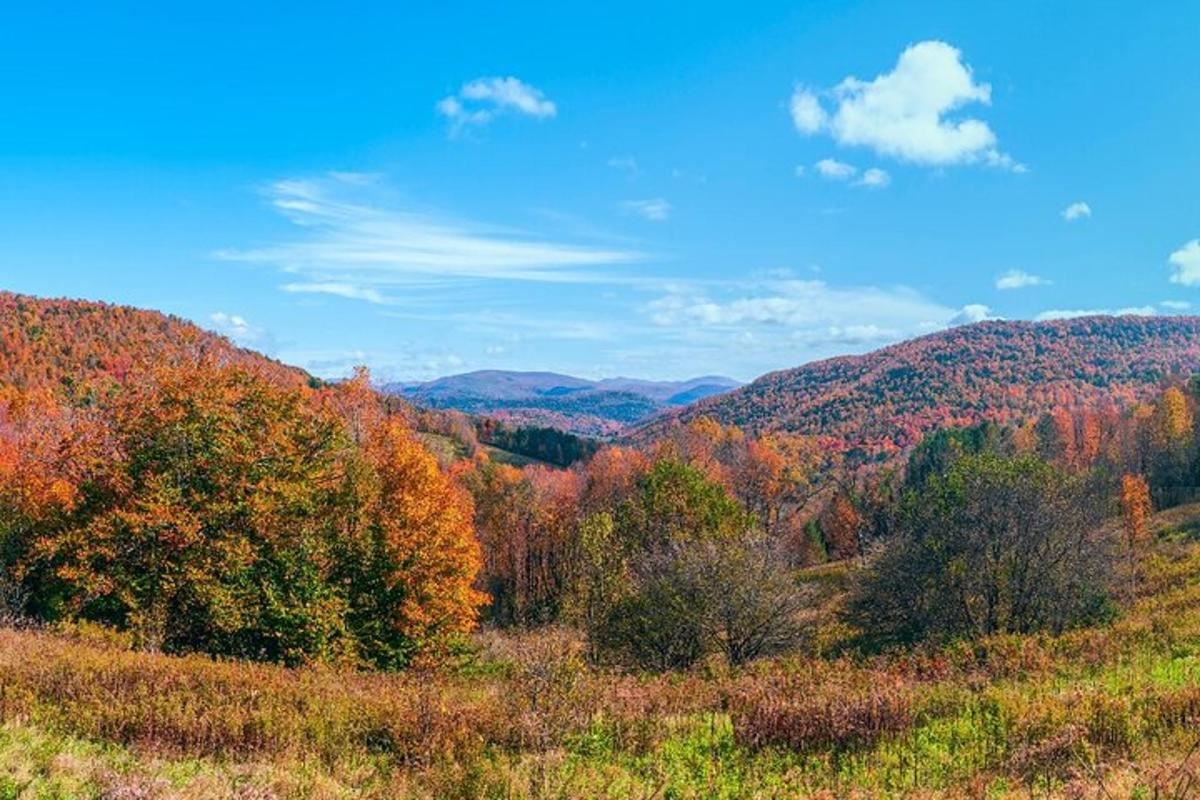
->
[[632, 315, 1200, 460], [387, 370, 742, 436]]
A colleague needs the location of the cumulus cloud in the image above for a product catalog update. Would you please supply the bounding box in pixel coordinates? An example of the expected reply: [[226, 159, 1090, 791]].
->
[[437, 76, 556, 132], [855, 167, 891, 188], [790, 41, 1020, 170], [1161, 300, 1192, 311], [1036, 306, 1157, 321], [209, 312, 259, 346], [995, 269, 1051, 290], [950, 304, 994, 324], [621, 198, 672, 221], [813, 159, 889, 187], [789, 86, 827, 133], [1061, 201, 1092, 221], [208, 312, 274, 352], [1169, 240, 1200, 286], [218, 174, 643, 304], [815, 158, 857, 181]]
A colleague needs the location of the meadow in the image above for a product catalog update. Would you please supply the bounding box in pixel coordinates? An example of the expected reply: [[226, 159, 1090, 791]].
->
[[1, 507, 1199, 799]]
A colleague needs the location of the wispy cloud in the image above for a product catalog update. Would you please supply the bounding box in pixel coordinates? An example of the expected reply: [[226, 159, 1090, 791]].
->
[[791, 41, 1022, 171], [995, 269, 1051, 290], [621, 198, 672, 221], [1036, 306, 1157, 321], [218, 174, 645, 304], [645, 279, 984, 344], [1061, 201, 1092, 221], [437, 76, 556, 133], [282, 282, 388, 304], [607, 156, 640, 178]]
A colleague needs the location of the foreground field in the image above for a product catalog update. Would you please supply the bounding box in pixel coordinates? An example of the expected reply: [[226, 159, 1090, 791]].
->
[[2, 509, 1200, 799]]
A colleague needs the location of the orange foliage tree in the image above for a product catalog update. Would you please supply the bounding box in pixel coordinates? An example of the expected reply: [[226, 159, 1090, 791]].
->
[[0, 360, 484, 668]]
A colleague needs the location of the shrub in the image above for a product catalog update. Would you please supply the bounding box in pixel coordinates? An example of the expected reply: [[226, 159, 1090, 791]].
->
[[729, 672, 914, 752], [849, 452, 1116, 647]]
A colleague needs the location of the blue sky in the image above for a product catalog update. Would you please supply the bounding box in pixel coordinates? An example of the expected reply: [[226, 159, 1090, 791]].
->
[[0, 1, 1197, 382]]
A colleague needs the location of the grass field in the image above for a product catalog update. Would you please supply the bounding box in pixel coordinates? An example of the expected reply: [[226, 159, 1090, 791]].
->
[[415, 432, 545, 469], [2, 508, 1200, 798]]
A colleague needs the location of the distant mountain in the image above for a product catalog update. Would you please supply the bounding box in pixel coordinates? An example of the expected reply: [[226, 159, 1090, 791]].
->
[[633, 316, 1200, 461], [387, 371, 742, 436]]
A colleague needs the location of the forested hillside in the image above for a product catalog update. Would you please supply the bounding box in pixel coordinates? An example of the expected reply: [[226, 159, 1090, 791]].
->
[[0, 292, 310, 396], [637, 316, 1200, 461]]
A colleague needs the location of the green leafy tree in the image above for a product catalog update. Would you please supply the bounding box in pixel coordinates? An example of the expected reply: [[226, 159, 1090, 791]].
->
[[850, 452, 1114, 647]]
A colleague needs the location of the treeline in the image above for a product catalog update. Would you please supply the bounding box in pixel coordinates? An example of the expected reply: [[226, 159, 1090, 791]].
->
[[412, 409, 600, 467], [0, 361, 483, 668], [460, 379, 1200, 668], [475, 418, 600, 466]]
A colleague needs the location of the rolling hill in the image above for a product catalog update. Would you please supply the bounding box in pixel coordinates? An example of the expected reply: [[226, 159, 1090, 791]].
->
[[0, 291, 311, 395], [633, 316, 1200, 460], [388, 370, 741, 436]]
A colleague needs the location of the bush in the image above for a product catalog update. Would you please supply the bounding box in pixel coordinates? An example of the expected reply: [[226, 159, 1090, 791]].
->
[[849, 452, 1116, 647], [595, 535, 808, 671]]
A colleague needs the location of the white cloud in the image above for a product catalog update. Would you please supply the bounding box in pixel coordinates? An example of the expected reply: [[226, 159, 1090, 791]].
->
[[789, 87, 827, 133], [950, 304, 994, 324], [282, 282, 388, 304], [208, 311, 264, 347], [437, 76, 556, 132], [855, 167, 891, 188], [1169, 240, 1200, 286], [815, 158, 857, 181], [621, 198, 672, 221], [995, 269, 1051, 290], [645, 280, 975, 346], [1061, 201, 1092, 221], [790, 41, 1020, 169], [1161, 300, 1192, 311], [280, 346, 468, 382], [1036, 306, 1157, 321], [218, 175, 644, 304]]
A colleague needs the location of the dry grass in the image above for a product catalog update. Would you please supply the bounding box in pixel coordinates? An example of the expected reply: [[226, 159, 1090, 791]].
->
[[3, 507, 1200, 797]]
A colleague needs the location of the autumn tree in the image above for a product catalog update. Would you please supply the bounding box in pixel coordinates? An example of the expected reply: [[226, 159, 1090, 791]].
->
[[729, 432, 827, 539], [1119, 473, 1152, 597], [336, 416, 487, 667], [1036, 409, 1077, 467], [822, 490, 864, 561], [24, 361, 349, 658], [463, 460, 580, 626], [1145, 386, 1196, 489]]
